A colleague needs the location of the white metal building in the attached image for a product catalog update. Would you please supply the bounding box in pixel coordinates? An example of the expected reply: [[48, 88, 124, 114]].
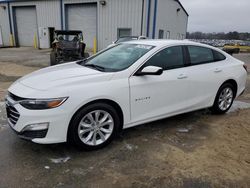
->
[[0, 0, 188, 51]]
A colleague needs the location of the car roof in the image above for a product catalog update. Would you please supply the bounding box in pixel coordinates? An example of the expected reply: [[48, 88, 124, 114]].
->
[[124, 39, 213, 48]]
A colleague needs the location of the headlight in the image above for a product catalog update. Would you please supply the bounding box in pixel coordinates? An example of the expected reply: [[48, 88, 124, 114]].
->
[[19, 97, 68, 110]]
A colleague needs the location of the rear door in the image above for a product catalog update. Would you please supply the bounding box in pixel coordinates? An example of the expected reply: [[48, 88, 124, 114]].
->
[[183, 45, 227, 109], [129, 46, 190, 123]]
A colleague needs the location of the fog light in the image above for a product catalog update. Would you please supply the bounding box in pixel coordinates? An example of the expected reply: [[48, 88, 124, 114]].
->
[[22, 122, 49, 132]]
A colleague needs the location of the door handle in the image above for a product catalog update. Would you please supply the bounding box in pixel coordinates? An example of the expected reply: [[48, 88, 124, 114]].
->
[[177, 74, 188, 79], [214, 68, 222, 73]]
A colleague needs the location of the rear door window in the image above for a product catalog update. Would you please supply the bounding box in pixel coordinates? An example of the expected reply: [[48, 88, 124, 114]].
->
[[188, 46, 214, 65]]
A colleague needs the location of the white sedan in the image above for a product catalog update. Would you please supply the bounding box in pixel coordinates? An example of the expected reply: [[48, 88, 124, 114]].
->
[[6, 40, 247, 150]]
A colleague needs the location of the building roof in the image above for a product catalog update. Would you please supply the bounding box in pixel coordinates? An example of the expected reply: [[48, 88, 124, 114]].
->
[[174, 0, 189, 17], [0, 0, 189, 17]]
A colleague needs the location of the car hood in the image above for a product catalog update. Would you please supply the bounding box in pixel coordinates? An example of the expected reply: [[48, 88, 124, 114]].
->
[[16, 62, 113, 91]]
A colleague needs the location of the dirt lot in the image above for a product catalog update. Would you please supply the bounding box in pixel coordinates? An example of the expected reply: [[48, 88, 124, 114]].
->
[[0, 47, 250, 188]]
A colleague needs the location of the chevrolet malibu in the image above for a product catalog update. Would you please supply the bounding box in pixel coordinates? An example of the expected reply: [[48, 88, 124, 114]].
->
[[6, 40, 247, 150]]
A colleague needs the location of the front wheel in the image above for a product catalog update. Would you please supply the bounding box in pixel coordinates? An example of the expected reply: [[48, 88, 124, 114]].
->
[[210, 83, 235, 114], [68, 103, 121, 150]]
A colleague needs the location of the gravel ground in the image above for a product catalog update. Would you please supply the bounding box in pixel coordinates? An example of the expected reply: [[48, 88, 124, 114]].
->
[[0, 48, 249, 188]]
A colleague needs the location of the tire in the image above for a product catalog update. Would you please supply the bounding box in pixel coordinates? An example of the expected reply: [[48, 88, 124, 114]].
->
[[68, 103, 121, 150], [210, 83, 235, 114], [50, 51, 57, 66]]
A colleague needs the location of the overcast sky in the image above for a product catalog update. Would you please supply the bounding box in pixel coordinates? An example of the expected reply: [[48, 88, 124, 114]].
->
[[180, 0, 250, 33]]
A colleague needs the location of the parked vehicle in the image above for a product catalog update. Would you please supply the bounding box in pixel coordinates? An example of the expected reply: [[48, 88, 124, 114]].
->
[[222, 44, 240, 55], [50, 30, 89, 66], [107, 35, 147, 48], [6, 40, 247, 150], [223, 43, 250, 55]]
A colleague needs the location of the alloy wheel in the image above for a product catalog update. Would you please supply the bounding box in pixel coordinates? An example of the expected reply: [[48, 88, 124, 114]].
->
[[218, 87, 233, 111], [78, 110, 114, 146]]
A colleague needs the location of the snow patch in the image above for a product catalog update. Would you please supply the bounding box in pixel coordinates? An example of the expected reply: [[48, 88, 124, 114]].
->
[[44, 166, 50, 169], [177, 128, 189, 133], [125, 143, 138, 151], [50, 156, 70, 164]]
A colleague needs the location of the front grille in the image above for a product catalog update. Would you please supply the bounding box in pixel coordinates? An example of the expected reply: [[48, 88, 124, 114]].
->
[[6, 104, 20, 126]]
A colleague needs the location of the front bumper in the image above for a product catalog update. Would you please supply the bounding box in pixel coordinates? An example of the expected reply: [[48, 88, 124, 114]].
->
[[8, 120, 48, 141], [5, 95, 71, 144]]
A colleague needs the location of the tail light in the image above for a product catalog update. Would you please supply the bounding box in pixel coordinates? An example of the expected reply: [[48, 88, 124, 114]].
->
[[243, 64, 248, 72]]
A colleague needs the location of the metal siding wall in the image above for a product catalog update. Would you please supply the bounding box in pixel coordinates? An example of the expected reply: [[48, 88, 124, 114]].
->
[[64, 0, 143, 50], [9, 0, 61, 46], [10, 0, 61, 29], [36, 0, 61, 29], [0, 3, 11, 46], [98, 0, 143, 49], [0, 0, 146, 50], [156, 0, 188, 39]]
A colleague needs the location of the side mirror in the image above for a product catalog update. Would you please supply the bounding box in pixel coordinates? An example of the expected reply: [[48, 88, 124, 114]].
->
[[135, 66, 163, 76]]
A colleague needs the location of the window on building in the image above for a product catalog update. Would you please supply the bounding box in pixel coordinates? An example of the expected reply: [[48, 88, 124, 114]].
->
[[158, 30, 164, 39], [143, 46, 184, 70], [166, 31, 170, 39], [188, 46, 214, 65], [117, 28, 132, 38]]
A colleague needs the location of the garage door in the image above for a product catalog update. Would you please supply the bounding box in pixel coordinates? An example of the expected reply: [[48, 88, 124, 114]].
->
[[66, 3, 97, 50], [14, 6, 37, 47]]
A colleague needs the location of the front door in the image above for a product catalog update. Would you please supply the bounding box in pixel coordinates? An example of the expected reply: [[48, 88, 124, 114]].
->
[[129, 46, 189, 123]]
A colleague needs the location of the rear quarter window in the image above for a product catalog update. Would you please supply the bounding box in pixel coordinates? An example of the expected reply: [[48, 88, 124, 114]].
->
[[213, 50, 226, 61]]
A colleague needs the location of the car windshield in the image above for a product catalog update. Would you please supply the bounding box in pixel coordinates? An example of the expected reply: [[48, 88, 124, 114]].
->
[[80, 43, 154, 72]]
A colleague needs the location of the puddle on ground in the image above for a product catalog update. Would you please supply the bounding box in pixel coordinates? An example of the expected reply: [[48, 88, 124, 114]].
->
[[228, 101, 250, 113]]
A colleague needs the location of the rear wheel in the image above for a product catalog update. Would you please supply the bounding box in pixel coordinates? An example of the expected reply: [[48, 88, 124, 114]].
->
[[68, 103, 120, 150], [211, 83, 235, 114]]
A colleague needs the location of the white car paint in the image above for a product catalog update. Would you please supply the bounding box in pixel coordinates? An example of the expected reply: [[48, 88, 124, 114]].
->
[[6, 40, 247, 144]]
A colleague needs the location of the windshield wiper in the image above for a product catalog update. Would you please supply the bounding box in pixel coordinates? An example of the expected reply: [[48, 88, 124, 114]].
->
[[77, 58, 88, 65], [84, 64, 105, 71]]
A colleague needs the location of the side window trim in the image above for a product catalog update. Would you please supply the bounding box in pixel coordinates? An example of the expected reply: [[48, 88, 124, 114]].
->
[[182, 45, 191, 66]]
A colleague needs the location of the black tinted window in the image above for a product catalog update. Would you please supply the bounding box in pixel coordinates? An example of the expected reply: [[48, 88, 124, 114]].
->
[[213, 50, 226, 61], [144, 46, 184, 70], [188, 46, 214, 65]]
